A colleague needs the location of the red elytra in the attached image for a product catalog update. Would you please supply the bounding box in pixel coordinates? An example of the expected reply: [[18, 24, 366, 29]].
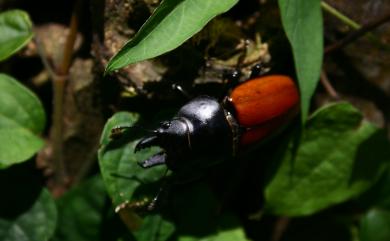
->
[[229, 75, 299, 145]]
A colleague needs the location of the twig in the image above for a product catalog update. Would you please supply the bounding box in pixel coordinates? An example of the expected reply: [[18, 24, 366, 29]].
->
[[320, 70, 339, 99], [325, 11, 390, 54], [321, 1, 360, 30]]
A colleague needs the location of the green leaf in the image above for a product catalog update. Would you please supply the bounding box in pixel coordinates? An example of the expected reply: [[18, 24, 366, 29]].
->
[[53, 176, 108, 241], [105, 0, 238, 73], [179, 227, 248, 241], [278, 0, 323, 123], [98, 112, 175, 240], [133, 215, 175, 241], [171, 183, 248, 241], [98, 112, 166, 206], [265, 103, 390, 216], [360, 209, 390, 241], [178, 213, 249, 241], [0, 189, 57, 241], [0, 10, 33, 61], [203, 227, 248, 241], [0, 74, 46, 169]]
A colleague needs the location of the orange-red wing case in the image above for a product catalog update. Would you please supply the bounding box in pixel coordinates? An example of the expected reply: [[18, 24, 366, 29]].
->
[[229, 75, 299, 145]]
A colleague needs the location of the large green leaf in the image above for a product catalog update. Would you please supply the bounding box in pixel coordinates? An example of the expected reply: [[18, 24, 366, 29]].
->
[[0, 189, 57, 241], [98, 112, 166, 206], [105, 0, 238, 73], [360, 209, 390, 241], [0, 10, 33, 61], [265, 103, 390, 216], [98, 112, 175, 241], [0, 74, 46, 169], [53, 176, 108, 241], [278, 0, 323, 123]]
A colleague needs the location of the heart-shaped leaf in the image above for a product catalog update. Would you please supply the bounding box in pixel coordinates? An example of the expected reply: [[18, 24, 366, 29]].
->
[[278, 0, 323, 123], [98, 112, 166, 206], [98, 112, 175, 241], [0, 10, 33, 61], [105, 0, 238, 73], [265, 102, 390, 216], [0, 74, 46, 169]]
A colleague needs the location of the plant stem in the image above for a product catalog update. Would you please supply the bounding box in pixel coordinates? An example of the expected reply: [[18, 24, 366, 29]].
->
[[321, 1, 360, 30], [320, 70, 339, 99], [325, 11, 390, 54], [51, 76, 67, 185], [58, 0, 82, 75], [51, 0, 82, 187]]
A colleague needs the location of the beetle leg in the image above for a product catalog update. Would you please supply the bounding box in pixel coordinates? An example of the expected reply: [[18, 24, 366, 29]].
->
[[249, 62, 271, 79], [223, 69, 242, 87], [221, 69, 242, 100]]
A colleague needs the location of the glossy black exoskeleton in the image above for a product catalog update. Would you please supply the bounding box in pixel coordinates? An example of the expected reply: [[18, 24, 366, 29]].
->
[[134, 96, 239, 175]]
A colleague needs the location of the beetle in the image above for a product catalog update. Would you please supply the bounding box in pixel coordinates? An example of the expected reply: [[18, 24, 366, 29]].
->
[[111, 66, 299, 210], [131, 73, 299, 170]]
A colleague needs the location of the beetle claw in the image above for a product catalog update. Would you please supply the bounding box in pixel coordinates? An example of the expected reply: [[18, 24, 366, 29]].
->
[[138, 152, 167, 168], [135, 135, 159, 153]]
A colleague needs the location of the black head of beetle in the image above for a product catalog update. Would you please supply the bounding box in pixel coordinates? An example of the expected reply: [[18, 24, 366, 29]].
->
[[134, 96, 238, 173]]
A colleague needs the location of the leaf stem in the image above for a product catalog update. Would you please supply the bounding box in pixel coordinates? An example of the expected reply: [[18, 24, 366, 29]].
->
[[320, 1, 360, 30]]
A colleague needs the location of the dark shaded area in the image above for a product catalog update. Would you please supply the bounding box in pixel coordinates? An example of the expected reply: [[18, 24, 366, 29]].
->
[[279, 215, 351, 241], [351, 129, 390, 184], [0, 161, 44, 218]]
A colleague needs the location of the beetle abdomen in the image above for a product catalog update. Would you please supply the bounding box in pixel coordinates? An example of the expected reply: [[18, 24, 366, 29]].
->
[[230, 75, 299, 145]]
